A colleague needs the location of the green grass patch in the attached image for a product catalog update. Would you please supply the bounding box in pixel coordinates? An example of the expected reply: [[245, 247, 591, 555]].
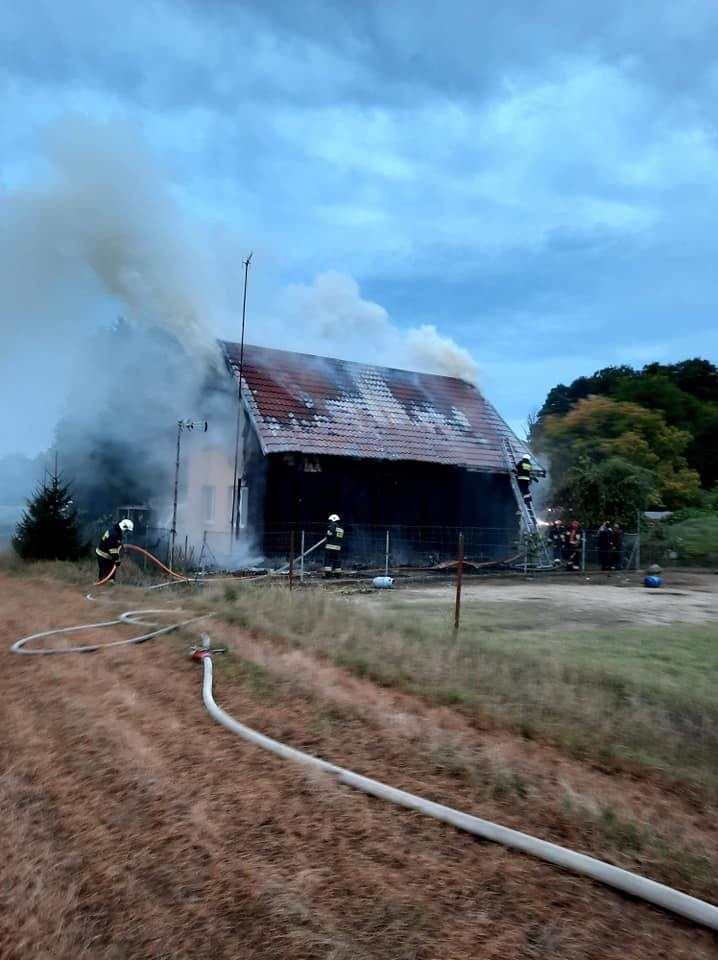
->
[[207, 584, 718, 792]]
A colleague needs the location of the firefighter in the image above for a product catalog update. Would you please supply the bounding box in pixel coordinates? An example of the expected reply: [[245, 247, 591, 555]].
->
[[324, 513, 344, 578], [610, 522, 623, 570], [548, 519, 564, 567], [597, 521, 612, 570], [96, 518, 134, 584], [563, 519, 583, 571], [515, 454, 539, 508]]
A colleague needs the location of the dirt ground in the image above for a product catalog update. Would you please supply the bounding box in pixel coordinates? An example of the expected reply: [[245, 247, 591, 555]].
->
[[388, 569, 718, 627], [1, 570, 717, 959]]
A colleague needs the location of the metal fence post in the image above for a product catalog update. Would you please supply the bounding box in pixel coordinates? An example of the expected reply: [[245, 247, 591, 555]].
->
[[300, 530, 305, 582], [385, 529, 390, 577], [581, 532, 586, 572], [289, 529, 295, 590], [454, 532, 464, 631]]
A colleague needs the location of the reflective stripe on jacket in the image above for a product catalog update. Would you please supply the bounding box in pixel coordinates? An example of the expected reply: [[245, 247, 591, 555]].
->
[[516, 459, 532, 484], [96, 525, 123, 561], [326, 522, 344, 552]]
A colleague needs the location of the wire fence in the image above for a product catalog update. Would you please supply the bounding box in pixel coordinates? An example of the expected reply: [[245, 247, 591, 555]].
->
[[127, 522, 642, 574]]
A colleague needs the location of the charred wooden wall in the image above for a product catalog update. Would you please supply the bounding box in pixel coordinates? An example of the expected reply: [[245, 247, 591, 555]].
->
[[246, 452, 517, 562]]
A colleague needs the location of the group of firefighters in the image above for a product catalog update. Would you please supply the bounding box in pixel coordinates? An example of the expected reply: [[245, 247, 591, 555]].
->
[[516, 453, 624, 572], [96, 513, 347, 583], [545, 519, 623, 571]]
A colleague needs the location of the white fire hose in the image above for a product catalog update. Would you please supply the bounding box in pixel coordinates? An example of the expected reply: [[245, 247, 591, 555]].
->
[[195, 649, 718, 933], [10, 600, 718, 932]]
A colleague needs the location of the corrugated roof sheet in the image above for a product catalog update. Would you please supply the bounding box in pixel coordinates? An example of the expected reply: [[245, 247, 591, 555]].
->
[[221, 342, 529, 472]]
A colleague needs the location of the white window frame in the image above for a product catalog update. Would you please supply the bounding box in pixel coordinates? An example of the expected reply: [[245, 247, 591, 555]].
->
[[201, 484, 216, 524], [239, 483, 249, 529]]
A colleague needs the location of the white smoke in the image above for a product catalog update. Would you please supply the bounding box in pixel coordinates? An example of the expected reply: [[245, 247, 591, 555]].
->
[[1, 115, 482, 566], [280, 271, 480, 383], [406, 324, 480, 383], [0, 115, 236, 554], [1, 114, 223, 365]]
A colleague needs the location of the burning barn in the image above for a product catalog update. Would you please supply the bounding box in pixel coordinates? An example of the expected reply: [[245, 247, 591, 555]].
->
[[204, 342, 531, 567]]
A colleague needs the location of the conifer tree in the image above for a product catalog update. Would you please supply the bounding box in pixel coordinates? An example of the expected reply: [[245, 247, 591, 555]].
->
[[12, 468, 84, 561]]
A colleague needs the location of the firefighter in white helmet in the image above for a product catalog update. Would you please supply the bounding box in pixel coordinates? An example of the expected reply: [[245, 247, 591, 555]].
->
[[96, 518, 134, 584], [324, 513, 344, 578]]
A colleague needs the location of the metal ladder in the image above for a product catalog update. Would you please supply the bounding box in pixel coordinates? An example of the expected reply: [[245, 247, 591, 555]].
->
[[501, 437, 554, 570]]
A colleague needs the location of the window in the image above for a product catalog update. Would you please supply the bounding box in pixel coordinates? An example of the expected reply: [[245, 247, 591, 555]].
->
[[201, 485, 216, 524], [227, 483, 249, 531], [239, 483, 249, 529]]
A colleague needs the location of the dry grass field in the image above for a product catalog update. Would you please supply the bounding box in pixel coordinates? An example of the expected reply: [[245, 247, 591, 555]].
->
[[1, 562, 716, 958]]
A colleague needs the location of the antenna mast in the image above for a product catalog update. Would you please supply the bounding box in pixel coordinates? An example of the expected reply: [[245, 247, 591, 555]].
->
[[230, 252, 253, 540]]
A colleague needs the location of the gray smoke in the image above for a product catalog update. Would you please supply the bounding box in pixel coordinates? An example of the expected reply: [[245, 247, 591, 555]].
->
[[279, 271, 480, 383], [1, 114, 224, 360], [0, 115, 235, 551], [1, 116, 481, 565]]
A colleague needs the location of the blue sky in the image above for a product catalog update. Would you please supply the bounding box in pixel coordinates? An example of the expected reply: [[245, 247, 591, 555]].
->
[[2, 0, 718, 455]]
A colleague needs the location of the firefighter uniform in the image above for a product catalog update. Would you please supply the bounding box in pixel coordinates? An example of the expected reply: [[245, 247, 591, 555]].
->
[[548, 520, 564, 567], [96, 523, 124, 582], [324, 515, 344, 577], [515, 456, 536, 506], [563, 521, 583, 571]]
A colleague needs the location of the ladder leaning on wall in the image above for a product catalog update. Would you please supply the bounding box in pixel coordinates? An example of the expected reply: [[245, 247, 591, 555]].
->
[[501, 437, 554, 570]]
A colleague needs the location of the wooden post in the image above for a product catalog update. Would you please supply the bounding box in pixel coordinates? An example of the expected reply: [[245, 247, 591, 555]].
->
[[288, 529, 295, 590], [454, 532, 464, 631]]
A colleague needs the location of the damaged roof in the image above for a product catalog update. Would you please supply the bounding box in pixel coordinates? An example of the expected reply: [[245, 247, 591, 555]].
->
[[221, 342, 530, 473]]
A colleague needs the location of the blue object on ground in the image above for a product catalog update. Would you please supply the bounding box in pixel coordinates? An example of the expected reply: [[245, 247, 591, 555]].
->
[[643, 575, 662, 588], [372, 576, 395, 589]]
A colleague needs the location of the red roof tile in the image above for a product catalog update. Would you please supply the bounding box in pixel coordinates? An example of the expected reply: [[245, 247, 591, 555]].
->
[[222, 342, 530, 472]]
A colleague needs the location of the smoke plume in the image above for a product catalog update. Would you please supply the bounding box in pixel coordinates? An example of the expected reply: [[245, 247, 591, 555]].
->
[[1, 115, 481, 563], [280, 271, 480, 383], [1, 114, 224, 359], [0, 115, 234, 544]]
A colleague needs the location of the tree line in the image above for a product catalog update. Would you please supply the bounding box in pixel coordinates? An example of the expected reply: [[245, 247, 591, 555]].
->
[[530, 358, 718, 528]]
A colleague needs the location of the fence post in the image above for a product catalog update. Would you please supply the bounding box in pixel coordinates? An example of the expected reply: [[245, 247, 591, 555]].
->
[[636, 510, 641, 571], [454, 532, 464, 631], [289, 529, 295, 590], [385, 529, 390, 577], [300, 530, 305, 582], [581, 531, 586, 572]]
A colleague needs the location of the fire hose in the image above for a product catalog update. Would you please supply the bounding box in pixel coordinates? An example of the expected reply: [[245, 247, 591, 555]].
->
[[8, 579, 718, 932], [193, 646, 718, 932], [93, 543, 191, 587], [93, 543, 266, 591]]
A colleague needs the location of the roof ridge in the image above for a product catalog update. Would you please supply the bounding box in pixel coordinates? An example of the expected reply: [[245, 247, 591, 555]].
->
[[219, 339, 477, 387]]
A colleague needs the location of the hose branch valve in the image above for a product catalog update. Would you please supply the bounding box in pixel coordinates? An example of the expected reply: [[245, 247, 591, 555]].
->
[[190, 633, 226, 661]]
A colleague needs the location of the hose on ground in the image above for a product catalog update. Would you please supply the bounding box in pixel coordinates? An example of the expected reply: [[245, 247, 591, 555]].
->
[[11, 608, 212, 655], [197, 651, 718, 933], [13, 564, 718, 933]]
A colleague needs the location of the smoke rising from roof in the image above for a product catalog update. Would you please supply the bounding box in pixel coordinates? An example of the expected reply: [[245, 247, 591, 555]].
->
[[281, 271, 480, 383], [1, 115, 481, 558]]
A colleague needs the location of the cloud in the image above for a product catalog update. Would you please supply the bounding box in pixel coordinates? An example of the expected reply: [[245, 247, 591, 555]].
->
[[2, 0, 718, 455]]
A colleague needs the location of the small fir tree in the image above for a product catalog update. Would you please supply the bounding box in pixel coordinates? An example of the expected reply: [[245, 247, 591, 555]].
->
[[12, 469, 84, 561]]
